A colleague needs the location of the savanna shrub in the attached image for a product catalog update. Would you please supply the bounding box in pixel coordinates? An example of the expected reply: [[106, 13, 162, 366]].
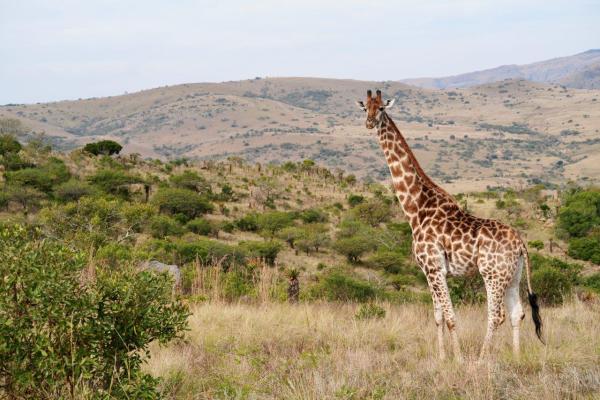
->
[[54, 179, 94, 201], [355, 303, 386, 320], [568, 235, 600, 264], [149, 214, 184, 238], [239, 240, 283, 266], [0, 224, 188, 399], [83, 139, 123, 156], [311, 269, 379, 302], [186, 217, 218, 236], [152, 187, 213, 222], [531, 266, 572, 305]]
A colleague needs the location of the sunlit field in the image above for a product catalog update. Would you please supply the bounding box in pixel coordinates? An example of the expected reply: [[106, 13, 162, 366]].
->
[[147, 301, 600, 399]]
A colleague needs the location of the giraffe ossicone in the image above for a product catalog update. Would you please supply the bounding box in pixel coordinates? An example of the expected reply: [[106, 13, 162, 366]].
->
[[357, 89, 544, 360]]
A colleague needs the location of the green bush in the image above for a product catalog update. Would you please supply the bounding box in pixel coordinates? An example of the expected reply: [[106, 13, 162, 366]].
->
[[347, 194, 365, 207], [152, 187, 213, 222], [0, 224, 188, 398], [87, 169, 144, 197], [149, 215, 184, 238], [583, 273, 600, 294], [568, 235, 600, 264], [556, 190, 600, 238], [170, 170, 212, 195], [257, 211, 295, 238], [351, 199, 391, 226], [0, 134, 22, 155], [531, 266, 572, 305], [528, 240, 544, 250], [187, 217, 218, 236], [355, 303, 386, 320], [299, 208, 328, 223], [176, 238, 245, 267], [235, 212, 259, 231], [83, 140, 123, 156], [5, 158, 70, 194], [95, 242, 133, 266], [447, 275, 486, 305], [239, 240, 283, 266], [54, 179, 94, 201], [311, 269, 380, 302]]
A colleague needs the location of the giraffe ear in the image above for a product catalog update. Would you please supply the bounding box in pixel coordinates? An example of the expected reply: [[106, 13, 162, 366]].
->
[[356, 101, 366, 111], [384, 98, 396, 109]]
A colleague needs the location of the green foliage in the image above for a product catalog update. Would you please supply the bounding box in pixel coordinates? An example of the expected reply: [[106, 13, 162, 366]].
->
[[355, 303, 386, 320], [235, 212, 259, 231], [531, 266, 572, 305], [149, 215, 184, 238], [152, 187, 213, 222], [0, 134, 22, 155], [295, 223, 330, 254], [170, 170, 212, 195], [333, 219, 377, 263], [568, 234, 600, 264], [299, 208, 328, 223], [447, 275, 486, 305], [351, 199, 391, 226], [347, 194, 365, 207], [256, 211, 295, 238], [310, 269, 380, 302], [87, 169, 144, 197], [5, 157, 70, 194], [95, 242, 133, 267], [187, 217, 219, 236], [556, 190, 600, 238], [83, 139, 123, 156], [54, 179, 94, 201], [0, 185, 46, 212], [173, 238, 245, 266], [583, 273, 600, 294], [239, 240, 283, 266], [528, 240, 544, 250], [0, 225, 188, 398], [530, 253, 582, 304]]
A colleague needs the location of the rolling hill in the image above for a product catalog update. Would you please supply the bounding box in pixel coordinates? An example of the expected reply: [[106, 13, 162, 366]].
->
[[402, 49, 600, 90], [1, 76, 599, 192]]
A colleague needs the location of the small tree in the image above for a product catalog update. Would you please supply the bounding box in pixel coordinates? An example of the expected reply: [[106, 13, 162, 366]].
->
[[152, 187, 214, 222], [83, 140, 123, 156]]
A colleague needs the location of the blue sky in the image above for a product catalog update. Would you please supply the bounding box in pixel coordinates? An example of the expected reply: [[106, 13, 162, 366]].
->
[[1, 0, 598, 104]]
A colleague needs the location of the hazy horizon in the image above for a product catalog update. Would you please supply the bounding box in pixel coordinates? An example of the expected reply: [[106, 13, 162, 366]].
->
[[1, 0, 599, 104]]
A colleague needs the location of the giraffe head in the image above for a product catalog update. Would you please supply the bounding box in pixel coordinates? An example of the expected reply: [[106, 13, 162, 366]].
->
[[356, 90, 395, 129]]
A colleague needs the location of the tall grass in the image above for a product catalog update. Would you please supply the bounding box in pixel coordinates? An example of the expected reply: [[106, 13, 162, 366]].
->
[[146, 300, 600, 399]]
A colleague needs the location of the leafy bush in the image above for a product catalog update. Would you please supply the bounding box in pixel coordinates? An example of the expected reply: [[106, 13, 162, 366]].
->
[[235, 212, 259, 231], [239, 240, 283, 266], [152, 187, 213, 222], [447, 275, 486, 305], [54, 179, 93, 201], [556, 190, 600, 238], [355, 303, 386, 320], [175, 238, 245, 266], [333, 236, 376, 263], [568, 235, 600, 264], [0, 224, 188, 398], [256, 211, 295, 238], [149, 215, 184, 238], [0, 134, 22, 155], [187, 217, 218, 236], [170, 170, 212, 196], [83, 140, 123, 156], [528, 240, 544, 250], [311, 269, 380, 302], [347, 194, 365, 207], [95, 242, 133, 266], [299, 208, 328, 223], [5, 158, 70, 194], [583, 273, 600, 294], [351, 199, 391, 226], [87, 169, 144, 197], [531, 266, 572, 305]]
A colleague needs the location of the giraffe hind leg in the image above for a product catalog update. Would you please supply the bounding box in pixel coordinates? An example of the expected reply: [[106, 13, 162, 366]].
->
[[479, 261, 511, 360], [505, 256, 525, 358]]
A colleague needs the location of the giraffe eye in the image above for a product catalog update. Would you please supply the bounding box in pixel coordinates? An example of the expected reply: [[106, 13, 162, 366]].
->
[[378, 107, 385, 111]]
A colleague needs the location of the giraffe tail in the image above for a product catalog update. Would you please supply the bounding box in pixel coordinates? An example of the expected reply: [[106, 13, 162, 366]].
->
[[522, 245, 544, 344]]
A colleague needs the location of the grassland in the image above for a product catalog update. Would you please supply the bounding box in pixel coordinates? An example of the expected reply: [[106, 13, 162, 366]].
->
[[146, 301, 600, 400]]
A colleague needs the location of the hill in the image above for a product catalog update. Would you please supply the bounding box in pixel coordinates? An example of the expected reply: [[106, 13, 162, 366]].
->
[[1, 76, 600, 192], [402, 49, 600, 90]]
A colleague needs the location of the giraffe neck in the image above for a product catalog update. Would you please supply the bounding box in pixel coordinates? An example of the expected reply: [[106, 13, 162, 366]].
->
[[377, 113, 455, 228]]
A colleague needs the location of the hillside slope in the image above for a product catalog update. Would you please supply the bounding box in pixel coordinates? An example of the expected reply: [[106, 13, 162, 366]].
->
[[402, 49, 600, 89], [1, 77, 599, 191]]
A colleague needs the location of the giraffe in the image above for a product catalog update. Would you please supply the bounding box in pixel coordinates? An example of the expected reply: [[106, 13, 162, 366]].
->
[[356, 90, 543, 360]]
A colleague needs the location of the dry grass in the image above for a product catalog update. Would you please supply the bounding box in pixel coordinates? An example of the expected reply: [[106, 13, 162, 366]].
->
[[146, 301, 600, 399]]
